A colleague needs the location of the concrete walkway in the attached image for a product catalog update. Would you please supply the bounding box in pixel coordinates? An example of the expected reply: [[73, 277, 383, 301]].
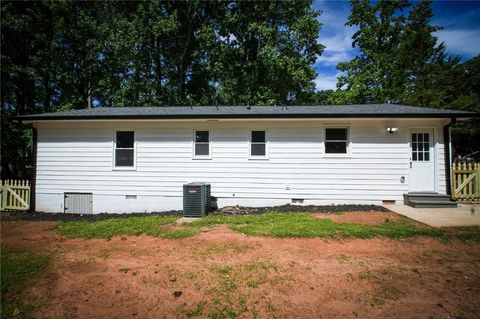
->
[[384, 204, 480, 227]]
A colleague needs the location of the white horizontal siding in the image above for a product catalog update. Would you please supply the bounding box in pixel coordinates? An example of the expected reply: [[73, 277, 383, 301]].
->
[[34, 119, 448, 213], [435, 128, 447, 193]]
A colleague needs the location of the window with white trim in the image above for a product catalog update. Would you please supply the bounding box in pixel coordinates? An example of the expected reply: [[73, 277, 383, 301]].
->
[[115, 131, 135, 167], [325, 128, 348, 154], [250, 131, 266, 157], [194, 130, 210, 156], [411, 132, 430, 161]]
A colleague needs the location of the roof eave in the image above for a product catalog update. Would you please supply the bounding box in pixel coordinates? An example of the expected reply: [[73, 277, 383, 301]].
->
[[15, 113, 478, 122]]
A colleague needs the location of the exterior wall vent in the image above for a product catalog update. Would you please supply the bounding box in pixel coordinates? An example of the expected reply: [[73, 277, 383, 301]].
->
[[64, 193, 93, 214], [183, 183, 211, 217]]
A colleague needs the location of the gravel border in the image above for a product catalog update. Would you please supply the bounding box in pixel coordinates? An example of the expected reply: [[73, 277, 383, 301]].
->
[[1, 204, 391, 222]]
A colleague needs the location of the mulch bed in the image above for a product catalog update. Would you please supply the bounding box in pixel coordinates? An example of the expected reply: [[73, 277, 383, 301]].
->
[[1, 204, 391, 222], [0, 210, 182, 222]]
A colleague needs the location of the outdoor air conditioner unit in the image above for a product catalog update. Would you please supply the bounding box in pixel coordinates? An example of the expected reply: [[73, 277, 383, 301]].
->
[[183, 182, 211, 217]]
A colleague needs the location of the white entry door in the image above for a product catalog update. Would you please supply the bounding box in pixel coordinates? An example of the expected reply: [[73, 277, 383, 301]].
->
[[409, 129, 435, 192]]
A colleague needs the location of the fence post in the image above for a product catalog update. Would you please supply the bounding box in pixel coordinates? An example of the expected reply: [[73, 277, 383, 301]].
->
[[477, 163, 480, 199], [451, 163, 457, 200], [0, 180, 4, 211], [3, 180, 8, 210]]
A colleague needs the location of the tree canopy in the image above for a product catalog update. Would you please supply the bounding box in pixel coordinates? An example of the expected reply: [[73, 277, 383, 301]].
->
[[1, 0, 323, 113]]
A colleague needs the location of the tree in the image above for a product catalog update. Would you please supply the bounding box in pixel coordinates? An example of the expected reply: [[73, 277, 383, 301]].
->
[[336, 0, 409, 103], [210, 1, 324, 105], [399, 0, 450, 107], [447, 56, 480, 156]]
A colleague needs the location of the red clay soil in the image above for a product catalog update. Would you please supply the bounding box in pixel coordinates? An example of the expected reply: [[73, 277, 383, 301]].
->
[[312, 211, 402, 225], [2, 220, 480, 319]]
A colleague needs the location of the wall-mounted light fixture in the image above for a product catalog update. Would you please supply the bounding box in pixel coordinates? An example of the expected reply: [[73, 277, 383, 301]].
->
[[386, 127, 399, 134]]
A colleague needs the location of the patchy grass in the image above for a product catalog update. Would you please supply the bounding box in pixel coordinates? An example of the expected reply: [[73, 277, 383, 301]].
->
[[1, 245, 51, 319], [176, 301, 206, 318], [55, 212, 480, 241], [189, 242, 253, 260], [357, 268, 403, 307], [206, 260, 279, 318], [443, 226, 480, 242]]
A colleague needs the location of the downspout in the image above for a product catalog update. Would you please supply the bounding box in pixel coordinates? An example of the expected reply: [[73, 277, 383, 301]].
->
[[30, 125, 37, 212], [443, 118, 456, 197]]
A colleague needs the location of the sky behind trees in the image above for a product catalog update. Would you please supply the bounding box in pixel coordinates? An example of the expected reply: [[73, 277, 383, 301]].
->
[[314, 0, 480, 90]]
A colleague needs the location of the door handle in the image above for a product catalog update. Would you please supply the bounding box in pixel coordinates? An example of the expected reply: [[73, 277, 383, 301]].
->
[[410, 162, 412, 168]]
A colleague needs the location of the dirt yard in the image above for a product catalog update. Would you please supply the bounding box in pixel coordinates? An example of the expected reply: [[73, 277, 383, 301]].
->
[[2, 212, 480, 319]]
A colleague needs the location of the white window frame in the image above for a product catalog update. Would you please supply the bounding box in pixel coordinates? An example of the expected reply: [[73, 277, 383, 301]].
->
[[192, 130, 212, 160], [410, 131, 432, 162], [113, 130, 137, 170], [323, 126, 350, 157], [249, 130, 269, 160]]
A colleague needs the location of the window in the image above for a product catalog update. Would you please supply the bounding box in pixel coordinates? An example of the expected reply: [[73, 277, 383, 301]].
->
[[325, 128, 348, 154], [115, 131, 135, 167], [194, 130, 210, 157], [411, 133, 430, 161], [250, 131, 267, 157]]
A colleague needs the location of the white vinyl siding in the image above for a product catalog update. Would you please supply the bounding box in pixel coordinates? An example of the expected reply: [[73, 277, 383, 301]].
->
[[34, 119, 449, 213]]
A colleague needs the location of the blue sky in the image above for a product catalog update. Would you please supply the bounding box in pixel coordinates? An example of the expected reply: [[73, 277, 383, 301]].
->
[[313, 0, 480, 91]]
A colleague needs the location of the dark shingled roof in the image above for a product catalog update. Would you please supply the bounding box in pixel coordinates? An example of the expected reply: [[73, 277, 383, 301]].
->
[[17, 104, 477, 121]]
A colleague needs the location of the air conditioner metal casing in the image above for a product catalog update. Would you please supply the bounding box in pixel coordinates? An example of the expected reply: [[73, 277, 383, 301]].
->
[[183, 183, 211, 217]]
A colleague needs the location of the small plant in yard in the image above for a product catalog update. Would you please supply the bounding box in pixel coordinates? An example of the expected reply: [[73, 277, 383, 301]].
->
[[1, 245, 51, 319]]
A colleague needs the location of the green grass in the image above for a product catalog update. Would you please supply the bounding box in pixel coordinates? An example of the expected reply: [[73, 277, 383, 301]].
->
[[223, 213, 444, 239], [52, 212, 469, 240], [56, 216, 178, 239], [1, 245, 51, 319]]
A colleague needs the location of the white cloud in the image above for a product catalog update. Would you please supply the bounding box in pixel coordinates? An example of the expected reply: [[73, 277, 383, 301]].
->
[[316, 31, 355, 67], [435, 29, 480, 57], [316, 51, 350, 65], [313, 0, 356, 91], [315, 72, 343, 91], [314, 1, 357, 67]]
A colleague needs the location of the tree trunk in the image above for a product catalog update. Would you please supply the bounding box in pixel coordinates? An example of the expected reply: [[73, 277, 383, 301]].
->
[[178, 5, 195, 99], [154, 37, 162, 99], [43, 74, 51, 111]]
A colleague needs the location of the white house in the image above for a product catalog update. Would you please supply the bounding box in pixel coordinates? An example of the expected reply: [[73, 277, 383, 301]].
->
[[18, 104, 476, 214]]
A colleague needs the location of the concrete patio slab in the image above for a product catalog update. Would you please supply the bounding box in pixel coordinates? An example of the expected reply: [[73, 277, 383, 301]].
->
[[176, 217, 200, 225], [383, 204, 480, 227]]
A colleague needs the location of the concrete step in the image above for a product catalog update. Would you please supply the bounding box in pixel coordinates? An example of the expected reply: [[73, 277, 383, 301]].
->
[[404, 193, 452, 203], [409, 200, 458, 208]]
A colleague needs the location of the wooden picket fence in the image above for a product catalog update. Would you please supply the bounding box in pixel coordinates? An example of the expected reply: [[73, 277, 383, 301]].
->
[[0, 180, 31, 211], [451, 163, 480, 203]]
